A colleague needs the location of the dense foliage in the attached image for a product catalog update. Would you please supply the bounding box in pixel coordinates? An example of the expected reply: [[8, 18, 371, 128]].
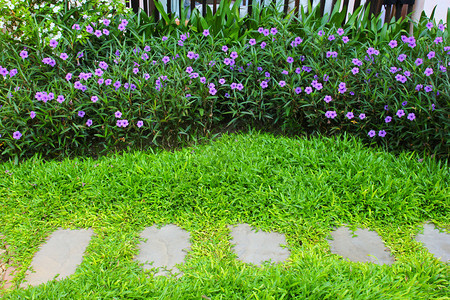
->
[[0, 1, 448, 161]]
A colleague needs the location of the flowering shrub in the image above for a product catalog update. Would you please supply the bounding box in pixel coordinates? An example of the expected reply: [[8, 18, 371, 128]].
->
[[0, 0, 127, 44], [0, 5, 448, 160]]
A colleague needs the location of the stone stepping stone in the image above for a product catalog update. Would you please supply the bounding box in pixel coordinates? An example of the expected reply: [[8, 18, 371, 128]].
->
[[21, 228, 93, 287], [135, 224, 191, 276], [228, 223, 290, 265], [327, 226, 394, 265], [416, 223, 450, 261]]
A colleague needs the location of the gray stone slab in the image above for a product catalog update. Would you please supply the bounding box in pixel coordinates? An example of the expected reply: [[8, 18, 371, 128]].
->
[[327, 227, 394, 265], [228, 223, 290, 265], [21, 228, 93, 287], [416, 223, 450, 262], [135, 224, 191, 276]]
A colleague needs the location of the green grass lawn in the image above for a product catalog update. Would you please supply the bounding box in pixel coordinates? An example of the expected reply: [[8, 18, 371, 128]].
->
[[1, 132, 448, 298]]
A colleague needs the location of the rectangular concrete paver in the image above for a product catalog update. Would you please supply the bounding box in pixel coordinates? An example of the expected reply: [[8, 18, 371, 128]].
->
[[416, 223, 450, 261], [327, 227, 394, 265], [135, 224, 191, 276], [21, 228, 93, 287], [228, 224, 290, 265]]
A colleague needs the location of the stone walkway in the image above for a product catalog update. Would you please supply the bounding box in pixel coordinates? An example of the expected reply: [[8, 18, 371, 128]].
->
[[2, 222, 449, 289]]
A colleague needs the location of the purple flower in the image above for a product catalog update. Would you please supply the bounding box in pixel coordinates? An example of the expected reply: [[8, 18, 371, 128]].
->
[[295, 87, 302, 94], [338, 82, 347, 94], [395, 74, 407, 83], [398, 54, 407, 62], [203, 29, 210, 37], [352, 58, 362, 66], [94, 30, 102, 38], [209, 87, 217, 95], [415, 58, 423, 66], [427, 51, 435, 59], [351, 67, 359, 75], [91, 96, 98, 103], [200, 77, 206, 84], [20, 50, 28, 59], [378, 130, 386, 137], [186, 94, 191, 98], [115, 111, 122, 118], [346, 112, 354, 119], [438, 24, 445, 31], [162, 56, 170, 64], [230, 82, 237, 89], [99, 61, 108, 69], [402, 101, 407, 106], [325, 111, 337, 119], [260, 42, 267, 49], [263, 29, 270, 36], [431, 104, 435, 110], [118, 24, 126, 31], [424, 68, 433, 76], [9, 69, 17, 77], [390, 67, 398, 73], [342, 36, 349, 43], [95, 69, 103, 76], [368, 130, 376, 137], [388, 40, 397, 48], [105, 79, 112, 85], [424, 85, 432, 92], [222, 45, 228, 52], [113, 81, 121, 89], [103, 19, 111, 26], [49, 39, 58, 48], [328, 35, 335, 41], [72, 24, 80, 30], [86, 25, 94, 33], [78, 111, 85, 117], [219, 78, 225, 85], [13, 131, 22, 140], [86, 119, 93, 127], [415, 84, 423, 91], [279, 81, 286, 87], [323, 95, 332, 103], [57, 95, 65, 103], [287, 57, 294, 64], [30, 111, 36, 119], [337, 28, 344, 35], [367, 47, 376, 55], [385, 116, 392, 123], [162, 36, 168, 41], [426, 22, 433, 30], [318, 30, 324, 36], [98, 78, 104, 85], [270, 28, 278, 35], [305, 87, 313, 94], [359, 113, 366, 120], [407, 113, 415, 121], [282, 70, 289, 75], [260, 81, 268, 89], [187, 51, 195, 59], [396, 109, 405, 118], [230, 51, 238, 59]]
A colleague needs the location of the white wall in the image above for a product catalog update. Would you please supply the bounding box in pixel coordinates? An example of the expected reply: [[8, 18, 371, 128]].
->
[[412, 0, 449, 24]]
